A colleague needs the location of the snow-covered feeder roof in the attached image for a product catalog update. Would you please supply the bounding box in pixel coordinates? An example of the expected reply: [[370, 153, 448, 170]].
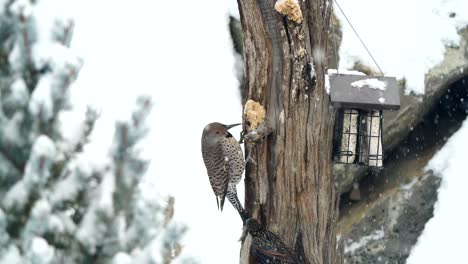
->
[[330, 74, 400, 110]]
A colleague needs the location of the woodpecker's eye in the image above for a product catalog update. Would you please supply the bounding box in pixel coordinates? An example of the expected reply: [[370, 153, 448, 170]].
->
[[215, 131, 220, 134]]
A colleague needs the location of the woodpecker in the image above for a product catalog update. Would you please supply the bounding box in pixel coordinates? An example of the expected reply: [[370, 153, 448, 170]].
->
[[201, 122, 247, 221], [241, 218, 299, 264]]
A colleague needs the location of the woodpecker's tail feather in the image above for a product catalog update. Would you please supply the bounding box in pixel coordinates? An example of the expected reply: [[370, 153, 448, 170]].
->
[[227, 186, 249, 222], [220, 195, 226, 211]]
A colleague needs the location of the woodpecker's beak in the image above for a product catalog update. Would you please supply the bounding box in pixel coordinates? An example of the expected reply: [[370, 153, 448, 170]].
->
[[225, 123, 241, 130]]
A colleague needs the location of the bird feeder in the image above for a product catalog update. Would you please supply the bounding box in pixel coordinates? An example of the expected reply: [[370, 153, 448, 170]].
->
[[329, 73, 400, 167]]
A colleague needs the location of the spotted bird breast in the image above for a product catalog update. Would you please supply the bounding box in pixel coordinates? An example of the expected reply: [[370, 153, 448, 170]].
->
[[221, 137, 244, 185]]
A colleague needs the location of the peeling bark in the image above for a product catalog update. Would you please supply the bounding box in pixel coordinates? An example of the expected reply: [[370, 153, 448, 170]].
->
[[237, 0, 343, 263]]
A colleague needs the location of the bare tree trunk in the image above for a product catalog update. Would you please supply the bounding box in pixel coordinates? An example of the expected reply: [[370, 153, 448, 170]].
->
[[238, 0, 343, 263]]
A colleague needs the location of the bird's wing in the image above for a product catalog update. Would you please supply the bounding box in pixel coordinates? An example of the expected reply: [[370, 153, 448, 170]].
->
[[219, 141, 232, 211], [202, 142, 230, 211], [252, 245, 298, 264], [264, 231, 299, 263]]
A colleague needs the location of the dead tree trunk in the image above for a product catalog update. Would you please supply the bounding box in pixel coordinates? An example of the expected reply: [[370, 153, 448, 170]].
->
[[238, 0, 342, 263]]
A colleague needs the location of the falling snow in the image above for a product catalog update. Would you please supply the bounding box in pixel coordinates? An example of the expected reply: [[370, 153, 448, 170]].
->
[[7, 0, 463, 263], [336, 0, 468, 95]]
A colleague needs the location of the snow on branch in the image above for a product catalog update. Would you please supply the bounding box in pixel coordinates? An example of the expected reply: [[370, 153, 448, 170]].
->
[[26, 237, 55, 264], [55, 106, 99, 165], [110, 95, 152, 214], [1, 0, 82, 172], [159, 221, 188, 264], [49, 155, 94, 207], [76, 169, 117, 254], [112, 95, 152, 160], [8, 0, 37, 74], [0, 209, 9, 247], [3, 135, 56, 212], [122, 191, 166, 251]]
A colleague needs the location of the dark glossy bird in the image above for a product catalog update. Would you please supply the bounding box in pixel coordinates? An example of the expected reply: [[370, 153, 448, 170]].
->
[[201, 122, 247, 221], [242, 218, 300, 264]]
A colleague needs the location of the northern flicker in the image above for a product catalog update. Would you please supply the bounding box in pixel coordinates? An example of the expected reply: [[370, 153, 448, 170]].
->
[[201, 122, 247, 221], [241, 218, 300, 264]]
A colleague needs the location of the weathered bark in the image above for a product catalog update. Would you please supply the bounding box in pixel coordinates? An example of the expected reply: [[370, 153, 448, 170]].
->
[[237, 0, 342, 263]]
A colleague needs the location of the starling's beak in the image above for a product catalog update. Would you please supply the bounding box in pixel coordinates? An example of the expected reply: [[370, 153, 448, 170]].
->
[[225, 123, 241, 130], [238, 225, 249, 242]]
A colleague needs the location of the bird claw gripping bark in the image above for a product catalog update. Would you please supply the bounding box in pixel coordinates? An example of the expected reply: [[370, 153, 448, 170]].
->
[[239, 130, 247, 144], [242, 122, 272, 143], [245, 155, 257, 166]]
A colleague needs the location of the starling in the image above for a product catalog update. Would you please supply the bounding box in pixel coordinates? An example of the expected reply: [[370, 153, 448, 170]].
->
[[241, 218, 299, 264], [201, 122, 247, 221]]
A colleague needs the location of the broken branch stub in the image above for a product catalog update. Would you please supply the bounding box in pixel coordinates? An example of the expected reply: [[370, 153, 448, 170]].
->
[[274, 0, 303, 24]]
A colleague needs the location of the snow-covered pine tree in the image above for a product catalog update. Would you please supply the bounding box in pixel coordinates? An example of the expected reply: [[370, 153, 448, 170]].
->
[[0, 1, 190, 263]]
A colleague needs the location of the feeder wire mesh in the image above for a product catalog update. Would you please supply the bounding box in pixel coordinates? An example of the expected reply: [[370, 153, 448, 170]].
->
[[333, 109, 383, 167]]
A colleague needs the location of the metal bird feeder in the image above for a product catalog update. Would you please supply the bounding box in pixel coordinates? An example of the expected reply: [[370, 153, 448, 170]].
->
[[330, 74, 400, 167]]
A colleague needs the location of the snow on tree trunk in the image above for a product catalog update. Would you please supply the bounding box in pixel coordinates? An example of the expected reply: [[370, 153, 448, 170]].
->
[[0, 1, 191, 263]]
